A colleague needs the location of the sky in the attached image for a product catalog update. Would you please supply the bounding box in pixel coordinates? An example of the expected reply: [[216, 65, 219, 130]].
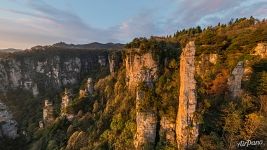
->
[[0, 0, 266, 49]]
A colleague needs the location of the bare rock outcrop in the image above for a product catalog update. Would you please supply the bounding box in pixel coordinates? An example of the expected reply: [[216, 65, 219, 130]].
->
[[176, 41, 198, 149], [61, 89, 74, 120], [134, 90, 157, 149], [43, 100, 55, 126], [87, 78, 94, 95], [0, 101, 19, 139], [108, 51, 122, 76], [0, 49, 111, 96], [227, 61, 244, 98], [125, 50, 158, 93], [253, 43, 267, 58], [160, 116, 176, 145]]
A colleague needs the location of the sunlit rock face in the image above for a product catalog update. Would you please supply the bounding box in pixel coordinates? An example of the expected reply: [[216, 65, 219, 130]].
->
[[176, 41, 198, 149], [160, 116, 176, 145], [0, 101, 19, 139], [227, 61, 244, 98], [43, 100, 55, 126], [61, 89, 74, 120], [125, 49, 158, 93], [253, 43, 267, 58], [131, 50, 159, 149]]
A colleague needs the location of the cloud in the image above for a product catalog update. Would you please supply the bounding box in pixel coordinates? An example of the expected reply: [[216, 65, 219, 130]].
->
[[0, 0, 266, 49], [163, 0, 267, 31]]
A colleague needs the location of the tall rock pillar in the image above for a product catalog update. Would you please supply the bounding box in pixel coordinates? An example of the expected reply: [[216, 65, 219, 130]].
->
[[176, 41, 198, 149], [227, 61, 244, 98]]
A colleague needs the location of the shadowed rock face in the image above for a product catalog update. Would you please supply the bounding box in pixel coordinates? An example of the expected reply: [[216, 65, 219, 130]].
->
[[176, 41, 198, 149], [108, 51, 122, 76], [0, 101, 19, 139], [227, 61, 244, 98], [0, 49, 113, 96]]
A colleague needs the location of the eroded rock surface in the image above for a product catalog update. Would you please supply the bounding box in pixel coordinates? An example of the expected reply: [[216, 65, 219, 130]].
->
[[227, 61, 244, 98], [125, 50, 158, 92], [160, 116, 176, 145], [61, 89, 74, 120], [108, 51, 122, 76], [0, 50, 111, 96], [176, 41, 198, 149], [0, 101, 19, 139], [43, 100, 55, 126], [134, 75, 157, 149]]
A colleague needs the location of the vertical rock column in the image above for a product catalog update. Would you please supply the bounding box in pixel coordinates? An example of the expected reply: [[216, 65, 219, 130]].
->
[[134, 90, 157, 149], [108, 51, 122, 76], [43, 100, 55, 126], [87, 78, 94, 95], [61, 88, 74, 120], [227, 61, 244, 98], [176, 41, 198, 149], [125, 50, 158, 149]]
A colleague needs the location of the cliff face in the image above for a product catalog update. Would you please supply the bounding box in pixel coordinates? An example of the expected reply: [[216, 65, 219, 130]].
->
[[126, 49, 159, 149], [0, 48, 115, 96], [0, 101, 18, 139], [134, 90, 157, 149], [42, 100, 55, 126], [125, 50, 158, 92], [176, 41, 198, 149], [108, 51, 123, 76], [160, 116, 176, 146], [227, 61, 244, 98], [0, 47, 123, 140]]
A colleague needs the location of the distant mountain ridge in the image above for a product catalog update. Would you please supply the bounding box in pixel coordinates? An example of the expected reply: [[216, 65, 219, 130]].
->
[[31, 42, 124, 50], [0, 48, 22, 53]]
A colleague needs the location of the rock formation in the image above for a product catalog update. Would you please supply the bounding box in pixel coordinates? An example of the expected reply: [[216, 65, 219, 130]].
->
[[61, 88, 74, 120], [125, 50, 158, 92], [160, 116, 176, 145], [227, 61, 244, 98], [43, 100, 55, 126], [176, 41, 198, 149], [0, 101, 19, 139], [98, 55, 107, 66], [108, 51, 122, 76], [127, 49, 159, 149], [134, 90, 157, 149], [0, 48, 111, 96], [253, 43, 267, 58], [87, 78, 94, 95]]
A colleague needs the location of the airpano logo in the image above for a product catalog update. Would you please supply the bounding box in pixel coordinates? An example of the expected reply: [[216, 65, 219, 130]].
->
[[237, 140, 264, 147]]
